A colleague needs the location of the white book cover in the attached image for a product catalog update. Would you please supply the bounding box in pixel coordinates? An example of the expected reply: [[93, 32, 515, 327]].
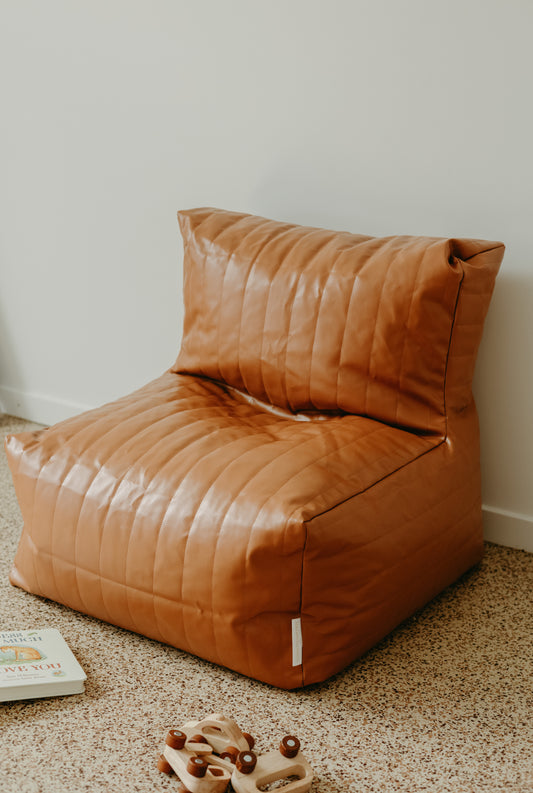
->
[[0, 628, 86, 702]]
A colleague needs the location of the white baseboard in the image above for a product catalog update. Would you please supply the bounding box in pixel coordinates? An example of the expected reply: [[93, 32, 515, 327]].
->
[[482, 505, 533, 552], [0, 385, 94, 427]]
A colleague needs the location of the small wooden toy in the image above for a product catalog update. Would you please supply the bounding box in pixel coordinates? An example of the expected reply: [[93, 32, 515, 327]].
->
[[231, 736, 313, 793], [182, 713, 254, 757], [158, 713, 256, 792], [157, 715, 313, 793], [160, 729, 232, 793]]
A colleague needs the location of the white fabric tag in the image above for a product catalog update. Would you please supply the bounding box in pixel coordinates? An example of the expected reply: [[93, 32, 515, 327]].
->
[[291, 618, 303, 666]]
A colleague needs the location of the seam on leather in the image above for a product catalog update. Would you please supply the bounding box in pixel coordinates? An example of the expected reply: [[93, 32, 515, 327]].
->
[[313, 455, 478, 560], [463, 243, 504, 261], [291, 235, 341, 410], [442, 259, 466, 439], [302, 436, 445, 525], [29, 383, 264, 640], [363, 243, 398, 419], [64, 400, 197, 629], [187, 212, 247, 381], [11, 546, 262, 615], [171, 422, 303, 664], [334, 272, 359, 407], [394, 246, 425, 427], [261, 228, 323, 407], [333, 238, 389, 409], [216, 221, 269, 385], [234, 223, 291, 396], [299, 520, 309, 687]]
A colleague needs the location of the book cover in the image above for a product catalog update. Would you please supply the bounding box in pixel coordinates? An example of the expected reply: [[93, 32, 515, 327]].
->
[[0, 628, 86, 702]]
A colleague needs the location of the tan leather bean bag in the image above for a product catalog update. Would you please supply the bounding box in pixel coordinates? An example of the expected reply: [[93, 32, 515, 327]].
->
[[5, 208, 504, 688]]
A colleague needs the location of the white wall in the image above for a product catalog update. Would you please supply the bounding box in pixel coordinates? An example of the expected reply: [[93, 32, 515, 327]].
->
[[1, 0, 532, 551]]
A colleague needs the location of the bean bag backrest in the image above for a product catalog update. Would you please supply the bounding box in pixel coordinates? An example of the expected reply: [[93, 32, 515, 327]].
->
[[173, 208, 504, 434]]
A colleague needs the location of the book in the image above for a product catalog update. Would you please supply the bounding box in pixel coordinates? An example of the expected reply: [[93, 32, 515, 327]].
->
[[0, 628, 86, 702]]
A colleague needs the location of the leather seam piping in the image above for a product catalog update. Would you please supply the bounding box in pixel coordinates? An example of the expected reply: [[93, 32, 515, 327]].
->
[[297, 519, 309, 687], [301, 436, 444, 526], [442, 260, 466, 439]]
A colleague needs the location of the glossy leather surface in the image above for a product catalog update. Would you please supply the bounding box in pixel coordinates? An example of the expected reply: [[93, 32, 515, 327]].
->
[[6, 209, 504, 687], [175, 208, 503, 434]]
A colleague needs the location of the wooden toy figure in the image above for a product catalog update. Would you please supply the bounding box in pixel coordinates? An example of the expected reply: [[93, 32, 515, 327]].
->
[[231, 735, 313, 793], [156, 715, 313, 793], [158, 729, 231, 793], [182, 713, 254, 757], [157, 713, 256, 792]]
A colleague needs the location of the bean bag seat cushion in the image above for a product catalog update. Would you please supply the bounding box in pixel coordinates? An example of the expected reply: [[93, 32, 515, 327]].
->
[[5, 208, 504, 688]]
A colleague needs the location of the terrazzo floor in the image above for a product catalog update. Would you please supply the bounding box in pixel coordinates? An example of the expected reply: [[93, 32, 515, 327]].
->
[[1, 414, 532, 793]]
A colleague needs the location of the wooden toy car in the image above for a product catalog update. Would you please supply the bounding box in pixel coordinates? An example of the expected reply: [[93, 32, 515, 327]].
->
[[181, 713, 254, 757], [157, 715, 313, 793], [159, 728, 231, 793], [158, 713, 256, 792], [231, 735, 313, 793]]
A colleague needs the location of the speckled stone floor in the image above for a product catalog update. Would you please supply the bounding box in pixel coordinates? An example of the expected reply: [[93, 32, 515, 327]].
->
[[1, 414, 532, 793]]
